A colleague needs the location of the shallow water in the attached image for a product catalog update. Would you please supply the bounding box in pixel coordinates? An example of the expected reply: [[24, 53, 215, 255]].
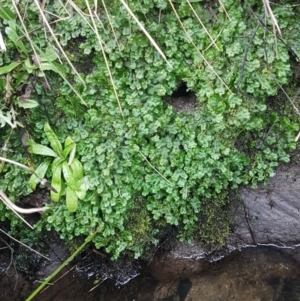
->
[[129, 246, 300, 301], [1, 245, 300, 300]]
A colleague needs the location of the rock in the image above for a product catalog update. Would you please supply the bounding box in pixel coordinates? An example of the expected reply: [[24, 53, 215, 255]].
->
[[150, 162, 300, 282], [228, 164, 300, 248]]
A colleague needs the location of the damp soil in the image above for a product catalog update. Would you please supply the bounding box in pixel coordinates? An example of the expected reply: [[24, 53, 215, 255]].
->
[[166, 82, 199, 113]]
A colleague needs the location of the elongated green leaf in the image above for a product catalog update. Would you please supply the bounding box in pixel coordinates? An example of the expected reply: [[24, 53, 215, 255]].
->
[[63, 136, 75, 158], [75, 179, 86, 200], [51, 157, 64, 173], [44, 122, 63, 157], [28, 141, 58, 157], [28, 161, 51, 190], [68, 143, 76, 165], [66, 186, 78, 212], [51, 164, 62, 202], [39, 62, 65, 73], [0, 61, 22, 75], [70, 158, 84, 180], [62, 161, 80, 191], [5, 27, 27, 55], [0, 7, 14, 21]]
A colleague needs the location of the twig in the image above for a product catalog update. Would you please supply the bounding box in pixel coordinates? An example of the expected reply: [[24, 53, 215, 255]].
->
[[0, 228, 51, 261], [0, 237, 18, 290], [40, 266, 75, 294]]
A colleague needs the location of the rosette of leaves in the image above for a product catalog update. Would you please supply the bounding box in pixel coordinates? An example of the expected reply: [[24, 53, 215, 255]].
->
[[28, 122, 86, 212]]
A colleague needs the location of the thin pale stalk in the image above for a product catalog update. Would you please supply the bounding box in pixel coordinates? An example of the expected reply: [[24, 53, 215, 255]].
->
[[0, 30, 6, 52], [168, 0, 233, 94], [102, 0, 120, 50], [204, 27, 223, 52], [139, 151, 172, 185], [262, 0, 281, 35], [0, 156, 32, 172], [119, 0, 172, 68], [67, 0, 106, 45], [0, 193, 34, 229], [0, 190, 48, 215], [185, 0, 220, 51], [32, 0, 84, 84], [217, 0, 230, 20], [12, 0, 51, 90], [85, 0, 124, 116]]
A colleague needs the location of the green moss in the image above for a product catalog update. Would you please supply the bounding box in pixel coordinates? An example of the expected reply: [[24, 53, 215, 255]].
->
[[124, 198, 156, 258]]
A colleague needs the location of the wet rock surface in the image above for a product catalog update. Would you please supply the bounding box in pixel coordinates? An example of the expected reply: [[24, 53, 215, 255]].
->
[[228, 162, 300, 248], [152, 246, 300, 301]]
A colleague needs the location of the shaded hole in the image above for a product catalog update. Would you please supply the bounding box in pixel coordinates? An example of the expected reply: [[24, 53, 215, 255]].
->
[[171, 82, 192, 98], [167, 81, 197, 113]]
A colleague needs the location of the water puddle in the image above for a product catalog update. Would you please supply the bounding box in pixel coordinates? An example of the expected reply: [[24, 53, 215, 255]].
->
[[150, 246, 300, 301], [2, 245, 300, 301]]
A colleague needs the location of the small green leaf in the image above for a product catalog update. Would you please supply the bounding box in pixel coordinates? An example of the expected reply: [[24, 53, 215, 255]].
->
[[5, 27, 27, 55], [28, 160, 51, 190], [17, 99, 39, 109], [44, 122, 63, 157], [66, 186, 78, 212], [68, 144, 76, 166], [41, 61, 65, 74], [40, 47, 58, 62], [0, 7, 15, 21], [0, 110, 16, 128], [28, 140, 58, 157]]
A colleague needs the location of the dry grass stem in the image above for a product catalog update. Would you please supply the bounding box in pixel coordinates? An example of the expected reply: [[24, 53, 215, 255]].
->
[[67, 0, 106, 45], [0, 31, 6, 52], [32, 0, 84, 84], [102, 0, 120, 50], [40, 266, 75, 294], [262, 0, 281, 36], [217, 0, 230, 20], [168, 0, 233, 94], [119, 0, 172, 68], [84, 0, 124, 116], [0, 192, 34, 229], [139, 151, 172, 185], [0, 156, 32, 172], [12, 0, 51, 91], [185, 0, 220, 51]]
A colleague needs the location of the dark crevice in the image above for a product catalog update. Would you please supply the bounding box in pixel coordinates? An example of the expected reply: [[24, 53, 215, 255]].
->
[[171, 82, 192, 98]]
